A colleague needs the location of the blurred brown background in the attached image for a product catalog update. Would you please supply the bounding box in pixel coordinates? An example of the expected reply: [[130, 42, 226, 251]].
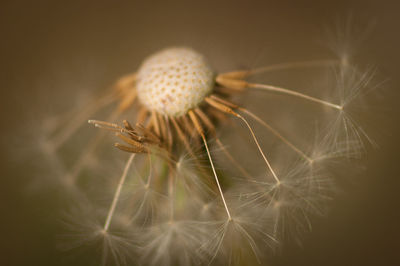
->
[[1, 0, 399, 265]]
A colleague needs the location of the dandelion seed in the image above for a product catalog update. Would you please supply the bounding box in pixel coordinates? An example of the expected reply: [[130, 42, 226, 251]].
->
[[139, 220, 213, 266], [199, 208, 278, 265], [59, 198, 138, 266]]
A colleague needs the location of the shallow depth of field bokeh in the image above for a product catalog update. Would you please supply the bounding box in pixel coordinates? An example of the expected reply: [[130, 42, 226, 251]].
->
[[1, 1, 399, 266]]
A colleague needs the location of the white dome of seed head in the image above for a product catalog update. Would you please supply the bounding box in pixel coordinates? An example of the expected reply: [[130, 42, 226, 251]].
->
[[136, 47, 215, 117]]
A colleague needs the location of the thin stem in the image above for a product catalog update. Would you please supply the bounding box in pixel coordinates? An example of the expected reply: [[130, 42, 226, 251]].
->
[[145, 153, 152, 187], [238, 107, 312, 163], [201, 134, 232, 220], [205, 97, 280, 184], [188, 111, 232, 220], [215, 138, 252, 179], [247, 59, 340, 76], [181, 115, 199, 145], [104, 153, 135, 231], [236, 113, 280, 184], [168, 170, 175, 222], [194, 108, 216, 136], [195, 107, 251, 178], [248, 83, 342, 110], [171, 117, 195, 158]]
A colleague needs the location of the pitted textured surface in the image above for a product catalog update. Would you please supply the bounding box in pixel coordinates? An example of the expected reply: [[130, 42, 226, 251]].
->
[[136, 47, 215, 117]]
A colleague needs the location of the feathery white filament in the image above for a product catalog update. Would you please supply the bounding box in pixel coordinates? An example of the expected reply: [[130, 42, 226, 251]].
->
[[104, 153, 135, 231], [201, 134, 232, 221]]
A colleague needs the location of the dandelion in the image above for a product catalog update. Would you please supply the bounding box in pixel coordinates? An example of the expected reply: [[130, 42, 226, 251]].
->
[[43, 46, 375, 265]]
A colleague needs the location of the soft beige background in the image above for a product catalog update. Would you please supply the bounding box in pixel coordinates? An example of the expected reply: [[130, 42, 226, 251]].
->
[[1, 0, 399, 265]]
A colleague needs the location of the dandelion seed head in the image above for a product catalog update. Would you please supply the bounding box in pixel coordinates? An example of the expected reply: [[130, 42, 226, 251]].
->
[[33, 22, 377, 265], [136, 47, 215, 117]]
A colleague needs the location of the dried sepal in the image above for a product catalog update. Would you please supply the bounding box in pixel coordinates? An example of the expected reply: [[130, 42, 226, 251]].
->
[[89, 119, 163, 155]]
